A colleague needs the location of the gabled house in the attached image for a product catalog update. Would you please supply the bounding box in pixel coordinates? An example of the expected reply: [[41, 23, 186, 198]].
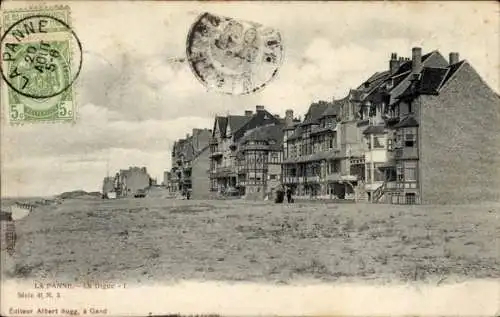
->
[[209, 105, 283, 197], [380, 52, 500, 204], [357, 47, 450, 203]]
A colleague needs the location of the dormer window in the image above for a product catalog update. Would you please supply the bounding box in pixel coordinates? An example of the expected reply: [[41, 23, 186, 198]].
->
[[386, 78, 394, 89], [364, 82, 369, 88]]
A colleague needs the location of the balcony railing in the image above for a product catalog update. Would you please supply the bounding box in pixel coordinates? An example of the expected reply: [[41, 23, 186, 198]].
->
[[305, 175, 320, 183], [283, 176, 298, 184]]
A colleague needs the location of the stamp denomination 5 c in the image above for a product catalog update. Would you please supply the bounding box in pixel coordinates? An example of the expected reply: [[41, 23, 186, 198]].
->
[[186, 12, 284, 95], [1, 6, 82, 124]]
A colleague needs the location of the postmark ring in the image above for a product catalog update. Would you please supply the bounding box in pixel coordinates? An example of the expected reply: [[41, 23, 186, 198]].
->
[[0, 14, 83, 99]]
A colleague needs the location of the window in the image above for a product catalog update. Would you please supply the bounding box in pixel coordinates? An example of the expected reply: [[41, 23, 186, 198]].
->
[[404, 161, 417, 181], [405, 132, 416, 147], [331, 161, 340, 173], [269, 174, 277, 180], [405, 193, 416, 205], [396, 164, 404, 181], [373, 136, 386, 149], [387, 138, 394, 151]]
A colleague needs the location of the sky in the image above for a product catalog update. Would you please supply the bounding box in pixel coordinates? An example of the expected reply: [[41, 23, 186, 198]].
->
[[1, 1, 499, 197]]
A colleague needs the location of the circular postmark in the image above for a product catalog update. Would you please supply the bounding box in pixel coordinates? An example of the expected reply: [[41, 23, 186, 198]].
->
[[0, 14, 83, 100], [186, 12, 284, 95]]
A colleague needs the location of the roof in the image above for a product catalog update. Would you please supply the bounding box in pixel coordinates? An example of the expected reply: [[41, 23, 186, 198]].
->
[[302, 101, 331, 125], [394, 116, 419, 128], [398, 60, 467, 99], [215, 116, 228, 137], [240, 124, 284, 146], [362, 125, 386, 135], [418, 67, 449, 94], [440, 60, 466, 89], [361, 51, 448, 105], [233, 108, 281, 141], [391, 51, 434, 77], [227, 115, 250, 133], [320, 99, 342, 118]]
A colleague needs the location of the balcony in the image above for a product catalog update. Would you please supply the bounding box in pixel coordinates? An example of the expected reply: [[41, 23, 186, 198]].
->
[[305, 175, 320, 183], [283, 176, 298, 184]]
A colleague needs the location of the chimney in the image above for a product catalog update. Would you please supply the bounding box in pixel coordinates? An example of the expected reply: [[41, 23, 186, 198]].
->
[[411, 47, 422, 74], [449, 52, 459, 65], [186, 133, 189, 139], [389, 52, 399, 74], [244, 110, 253, 117], [285, 109, 294, 126], [255, 105, 265, 111]]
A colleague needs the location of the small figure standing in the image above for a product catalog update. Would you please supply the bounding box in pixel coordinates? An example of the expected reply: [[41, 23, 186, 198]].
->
[[186, 189, 191, 200], [275, 187, 284, 204], [286, 187, 293, 203]]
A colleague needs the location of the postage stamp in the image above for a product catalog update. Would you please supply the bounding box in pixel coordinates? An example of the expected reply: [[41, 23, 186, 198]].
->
[[0, 6, 82, 124], [186, 12, 284, 95]]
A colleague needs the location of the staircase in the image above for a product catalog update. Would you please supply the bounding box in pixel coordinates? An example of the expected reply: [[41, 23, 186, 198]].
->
[[372, 181, 387, 203]]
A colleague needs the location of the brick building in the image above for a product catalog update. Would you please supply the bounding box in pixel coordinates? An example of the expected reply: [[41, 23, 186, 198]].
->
[[281, 47, 499, 204], [381, 49, 500, 204], [354, 47, 499, 204]]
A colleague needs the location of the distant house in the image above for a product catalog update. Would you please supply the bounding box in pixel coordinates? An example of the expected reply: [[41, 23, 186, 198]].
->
[[168, 128, 212, 198], [102, 176, 115, 198], [114, 167, 151, 197]]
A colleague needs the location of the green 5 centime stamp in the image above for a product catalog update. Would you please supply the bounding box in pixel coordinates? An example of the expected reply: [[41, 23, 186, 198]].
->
[[1, 6, 83, 124]]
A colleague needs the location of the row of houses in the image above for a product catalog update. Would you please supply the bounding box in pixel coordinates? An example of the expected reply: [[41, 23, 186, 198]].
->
[[165, 47, 500, 204], [102, 167, 154, 198]]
